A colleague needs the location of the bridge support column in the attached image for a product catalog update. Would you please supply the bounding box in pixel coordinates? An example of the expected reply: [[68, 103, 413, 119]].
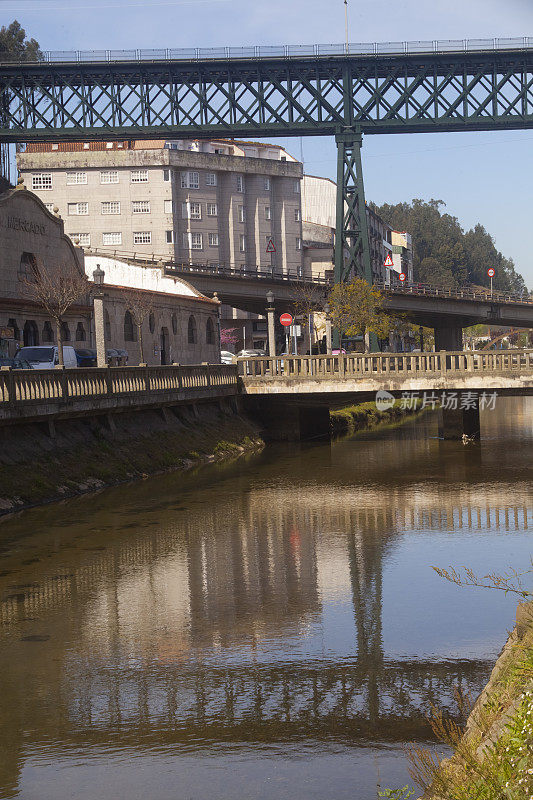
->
[[434, 325, 463, 351], [439, 394, 480, 440], [245, 399, 330, 442]]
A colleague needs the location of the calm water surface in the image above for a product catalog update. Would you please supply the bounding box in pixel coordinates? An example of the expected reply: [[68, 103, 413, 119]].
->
[[0, 398, 532, 800]]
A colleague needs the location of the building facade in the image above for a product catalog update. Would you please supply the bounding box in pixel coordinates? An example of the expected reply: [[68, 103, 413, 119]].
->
[[17, 139, 304, 275], [0, 184, 220, 366]]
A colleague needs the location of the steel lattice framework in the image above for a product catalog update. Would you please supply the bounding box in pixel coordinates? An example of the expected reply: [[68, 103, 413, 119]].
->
[[2, 45, 532, 285]]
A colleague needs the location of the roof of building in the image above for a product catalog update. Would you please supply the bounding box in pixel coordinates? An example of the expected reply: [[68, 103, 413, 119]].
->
[[23, 137, 295, 156]]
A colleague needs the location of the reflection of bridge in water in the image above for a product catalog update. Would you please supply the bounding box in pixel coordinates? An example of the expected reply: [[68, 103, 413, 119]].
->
[[0, 477, 529, 795]]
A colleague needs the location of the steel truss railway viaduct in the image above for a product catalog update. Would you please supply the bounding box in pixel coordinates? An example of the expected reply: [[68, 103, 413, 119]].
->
[[1, 38, 532, 293]]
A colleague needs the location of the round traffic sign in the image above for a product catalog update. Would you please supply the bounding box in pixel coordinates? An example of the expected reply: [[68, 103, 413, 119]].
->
[[399, 272, 406, 282], [280, 313, 293, 327], [487, 268, 495, 278]]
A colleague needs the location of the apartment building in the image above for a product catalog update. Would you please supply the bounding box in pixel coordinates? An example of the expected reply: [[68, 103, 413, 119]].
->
[[17, 139, 304, 273]]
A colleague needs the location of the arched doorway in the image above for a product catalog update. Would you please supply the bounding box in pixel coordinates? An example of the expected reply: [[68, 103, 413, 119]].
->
[[160, 327, 169, 365], [23, 320, 39, 346]]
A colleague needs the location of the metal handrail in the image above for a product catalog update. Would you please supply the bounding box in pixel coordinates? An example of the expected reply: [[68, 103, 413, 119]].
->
[[2, 37, 532, 66], [85, 248, 332, 285], [375, 281, 533, 306]]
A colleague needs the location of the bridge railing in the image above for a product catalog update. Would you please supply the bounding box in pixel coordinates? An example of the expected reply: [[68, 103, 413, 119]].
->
[[85, 248, 331, 286], [375, 282, 533, 305], [0, 363, 238, 408], [6, 37, 531, 66], [237, 350, 533, 380]]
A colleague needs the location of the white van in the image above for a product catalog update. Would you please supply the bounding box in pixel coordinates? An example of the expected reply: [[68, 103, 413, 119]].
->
[[17, 345, 78, 369]]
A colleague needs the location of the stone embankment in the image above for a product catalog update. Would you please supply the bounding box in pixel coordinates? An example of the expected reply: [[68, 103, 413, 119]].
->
[[0, 401, 263, 516], [419, 600, 533, 799], [330, 399, 423, 436]]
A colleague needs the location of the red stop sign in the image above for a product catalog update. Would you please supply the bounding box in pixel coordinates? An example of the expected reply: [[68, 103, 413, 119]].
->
[[280, 313, 293, 327], [399, 272, 406, 282]]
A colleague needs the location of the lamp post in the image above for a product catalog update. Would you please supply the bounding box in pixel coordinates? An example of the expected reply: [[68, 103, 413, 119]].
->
[[324, 302, 332, 355], [266, 290, 276, 357], [92, 264, 107, 368]]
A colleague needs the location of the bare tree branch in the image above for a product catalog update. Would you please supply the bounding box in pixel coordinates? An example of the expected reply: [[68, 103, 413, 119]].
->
[[122, 289, 154, 364]]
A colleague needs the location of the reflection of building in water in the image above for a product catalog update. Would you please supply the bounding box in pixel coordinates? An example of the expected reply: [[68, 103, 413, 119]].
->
[[0, 478, 529, 797]]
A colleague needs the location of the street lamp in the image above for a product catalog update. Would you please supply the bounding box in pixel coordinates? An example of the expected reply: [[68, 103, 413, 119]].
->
[[92, 264, 107, 368], [266, 290, 275, 357]]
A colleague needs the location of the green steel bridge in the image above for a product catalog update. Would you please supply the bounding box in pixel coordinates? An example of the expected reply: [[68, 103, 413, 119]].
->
[[2, 37, 532, 283]]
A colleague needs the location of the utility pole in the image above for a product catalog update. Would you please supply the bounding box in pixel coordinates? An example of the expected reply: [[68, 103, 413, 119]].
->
[[344, 0, 350, 52]]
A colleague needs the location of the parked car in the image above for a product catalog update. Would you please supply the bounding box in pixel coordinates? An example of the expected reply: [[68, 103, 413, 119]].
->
[[16, 345, 78, 369], [0, 357, 32, 369], [220, 351, 235, 365], [75, 348, 97, 367], [236, 349, 267, 358]]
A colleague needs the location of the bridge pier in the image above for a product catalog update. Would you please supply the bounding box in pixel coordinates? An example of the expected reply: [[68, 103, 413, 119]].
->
[[245, 399, 331, 442], [434, 325, 463, 351], [439, 394, 480, 440]]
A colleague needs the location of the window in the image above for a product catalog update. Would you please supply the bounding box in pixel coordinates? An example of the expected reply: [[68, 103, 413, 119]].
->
[[207, 203, 218, 216], [83, 143, 90, 150], [133, 231, 152, 245], [293, 180, 300, 193], [236, 175, 244, 192], [206, 317, 215, 345], [68, 202, 89, 215], [66, 171, 87, 185], [104, 309, 111, 340], [100, 170, 119, 184], [187, 316, 197, 344], [191, 232, 203, 250], [19, 252, 39, 282], [124, 310, 136, 341], [42, 321, 54, 343], [106, 142, 113, 149], [239, 234, 246, 252], [181, 171, 199, 189], [190, 202, 201, 220], [208, 232, 219, 247], [71, 232, 91, 246], [172, 314, 177, 335], [296, 237, 302, 250], [166, 230, 174, 244], [103, 232, 122, 245], [44, 203, 54, 212], [32, 173, 52, 190], [164, 199, 173, 214], [206, 172, 217, 186], [61, 321, 71, 342], [132, 200, 150, 214], [264, 177, 271, 191], [163, 169, 170, 182], [265, 206, 271, 220], [131, 169, 148, 183], [51, 143, 59, 151], [101, 201, 120, 215], [238, 205, 245, 223], [294, 208, 301, 222], [76, 322, 86, 341], [149, 313, 155, 334]]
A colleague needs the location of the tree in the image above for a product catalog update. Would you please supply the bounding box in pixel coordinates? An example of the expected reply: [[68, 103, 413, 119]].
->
[[0, 21, 41, 62], [220, 327, 239, 348], [327, 277, 391, 350], [122, 289, 154, 364], [23, 259, 91, 367], [292, 283, 327, 354]]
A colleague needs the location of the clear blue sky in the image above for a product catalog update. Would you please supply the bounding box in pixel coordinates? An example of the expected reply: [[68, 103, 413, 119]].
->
[[7, 0, 533, 286]]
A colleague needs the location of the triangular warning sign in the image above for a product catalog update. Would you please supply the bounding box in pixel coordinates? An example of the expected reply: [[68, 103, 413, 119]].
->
[[384, 253, 394, 267], [266, 238, 276, 253]]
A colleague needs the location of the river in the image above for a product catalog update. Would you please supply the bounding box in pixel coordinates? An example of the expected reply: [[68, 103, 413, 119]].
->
[[0, 397, 532, 800]]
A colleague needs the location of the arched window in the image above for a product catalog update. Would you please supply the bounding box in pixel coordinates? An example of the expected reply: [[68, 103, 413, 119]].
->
[[104, 309, 111, 341], [23, 320, 39, 346], [149, 313, 155, 333], [171, 313, 177, 335], [7, 318, 19, 341], [187, 315, 197, 344], [206, 317, 215, 345], [124, 310, 136, 342], [76, 322, 86, 341], [42, 321, 54, 342], [19, 252, 39, 283], [61, 321, 71, 342]]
